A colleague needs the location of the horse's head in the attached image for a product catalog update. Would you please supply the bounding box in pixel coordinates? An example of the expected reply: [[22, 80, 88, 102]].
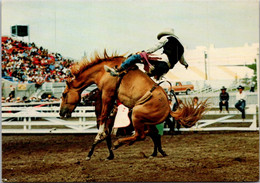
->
[[59, 78, 81, 118]]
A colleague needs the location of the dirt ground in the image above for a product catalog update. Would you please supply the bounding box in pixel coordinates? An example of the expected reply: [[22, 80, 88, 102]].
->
[[2, 131, 259, 182]]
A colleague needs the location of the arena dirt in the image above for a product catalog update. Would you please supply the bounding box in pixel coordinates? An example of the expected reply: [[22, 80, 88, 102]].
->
[[2, 132, 259, 182]]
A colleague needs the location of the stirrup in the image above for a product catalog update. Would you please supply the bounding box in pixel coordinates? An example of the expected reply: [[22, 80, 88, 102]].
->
[[104, 65, 120, 76]]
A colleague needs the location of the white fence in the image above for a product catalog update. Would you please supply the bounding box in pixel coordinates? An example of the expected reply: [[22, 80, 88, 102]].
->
[[2, 103, 258, 134], [2, 104, 98, 134]]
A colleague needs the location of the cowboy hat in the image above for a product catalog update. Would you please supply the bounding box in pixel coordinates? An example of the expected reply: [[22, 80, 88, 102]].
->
[[237, 85, 244, 90], [220, 86, 227, 90], [157, 28, 179, 40]]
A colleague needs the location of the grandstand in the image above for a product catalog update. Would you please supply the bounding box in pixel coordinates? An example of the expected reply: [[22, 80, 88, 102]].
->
[[1, 36, 76, 101], [2, 36, 73, 83]]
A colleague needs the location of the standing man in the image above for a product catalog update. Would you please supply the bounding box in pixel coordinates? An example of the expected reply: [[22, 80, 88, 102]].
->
[[219, 86, 229, 113], [235, 85, 246, 119], [250, 81, 256, 92]]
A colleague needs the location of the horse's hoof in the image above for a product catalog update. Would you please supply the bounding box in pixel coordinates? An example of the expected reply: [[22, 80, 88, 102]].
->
[[113, 144, 121, 150], [113, 141, 122, 149], [150, 154, 157, 158], [161, 152, 168, 157], [105, 157, 114, 161], [106, 155, 114, 160], [149, 155, 155, 159], [86, 156, 91, 161]]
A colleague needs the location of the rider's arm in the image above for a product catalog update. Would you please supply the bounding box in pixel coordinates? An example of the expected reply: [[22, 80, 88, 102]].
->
[[146, 36, 168, 54]]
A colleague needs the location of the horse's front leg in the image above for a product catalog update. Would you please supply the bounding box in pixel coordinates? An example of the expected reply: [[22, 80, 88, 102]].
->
[[86, 131, 114, 161], [104, 112, 117, 160], [86, 94, 115, 160], [86, 116, 109, 161]]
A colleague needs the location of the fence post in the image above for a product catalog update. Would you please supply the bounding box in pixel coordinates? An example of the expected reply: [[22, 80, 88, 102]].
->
[[28, 117, 32, 130], [250, 105, 257, 130], [23, 117, 27, 130]]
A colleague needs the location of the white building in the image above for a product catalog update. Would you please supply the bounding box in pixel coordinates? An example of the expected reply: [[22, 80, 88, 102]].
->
[[164, 43, 258, 89]]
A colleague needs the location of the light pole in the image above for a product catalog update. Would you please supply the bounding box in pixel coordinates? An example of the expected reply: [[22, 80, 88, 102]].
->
[[204, 51, 208, 80]]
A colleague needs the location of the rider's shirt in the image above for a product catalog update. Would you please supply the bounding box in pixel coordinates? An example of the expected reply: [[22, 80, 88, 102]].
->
[[146, 36, 188, 69]]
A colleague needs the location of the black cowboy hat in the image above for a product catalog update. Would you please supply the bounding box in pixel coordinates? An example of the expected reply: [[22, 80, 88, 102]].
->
[[237, 85, 244, 90], [220, 86, 227, 90]]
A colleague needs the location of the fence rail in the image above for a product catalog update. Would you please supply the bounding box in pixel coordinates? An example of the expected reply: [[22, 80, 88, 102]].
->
[[2, 103, 258, 134]]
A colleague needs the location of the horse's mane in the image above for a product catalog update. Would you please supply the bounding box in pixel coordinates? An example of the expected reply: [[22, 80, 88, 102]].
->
[[71, 49, 126, 77]]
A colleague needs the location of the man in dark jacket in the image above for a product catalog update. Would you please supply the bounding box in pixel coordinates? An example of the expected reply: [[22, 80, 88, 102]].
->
[[219, 86, 229, 113]]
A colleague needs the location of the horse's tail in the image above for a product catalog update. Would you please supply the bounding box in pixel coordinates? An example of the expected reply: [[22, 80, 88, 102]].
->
[[170, 98, 211, 128]]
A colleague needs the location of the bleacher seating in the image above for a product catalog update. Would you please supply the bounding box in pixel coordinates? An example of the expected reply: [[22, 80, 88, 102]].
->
[[1, 36, 74, 84]]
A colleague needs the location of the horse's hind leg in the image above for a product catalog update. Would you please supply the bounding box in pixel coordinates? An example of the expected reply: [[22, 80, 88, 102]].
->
[[156, 134, 167, 157], [148, 125, 158, 157], [113, 119, 145, 148], [149, 125, 167, 157]]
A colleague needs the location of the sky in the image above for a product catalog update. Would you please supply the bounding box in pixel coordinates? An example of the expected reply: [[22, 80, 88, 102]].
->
[[1, 0, 259, 60]]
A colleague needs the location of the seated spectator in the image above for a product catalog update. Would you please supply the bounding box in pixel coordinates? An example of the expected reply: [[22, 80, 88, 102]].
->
[[46, 95, 53, 102], [22, 96, 31, 103], [2, 97, 6, 103], [16, 97, 22, 103], [235, 85, 246, 119], [30, 97, 37, 102], [219, 86, 229, 113]]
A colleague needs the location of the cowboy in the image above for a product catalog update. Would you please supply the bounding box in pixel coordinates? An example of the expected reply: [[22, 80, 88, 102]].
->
[[219, 86, 229, 113], [105, 28, 188, 80], [235, 85, 246, 119]]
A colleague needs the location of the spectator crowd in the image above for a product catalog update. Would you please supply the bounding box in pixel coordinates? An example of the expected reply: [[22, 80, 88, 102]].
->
[[2, 95, 60, 104], [2, 36, 73, 83]]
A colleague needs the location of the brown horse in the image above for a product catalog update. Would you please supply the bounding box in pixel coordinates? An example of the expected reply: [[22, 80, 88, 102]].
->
[[60, 50, 208, 160]]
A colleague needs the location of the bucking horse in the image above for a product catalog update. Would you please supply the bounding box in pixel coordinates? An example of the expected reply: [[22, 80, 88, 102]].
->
[[59, 50, 209, 160]]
